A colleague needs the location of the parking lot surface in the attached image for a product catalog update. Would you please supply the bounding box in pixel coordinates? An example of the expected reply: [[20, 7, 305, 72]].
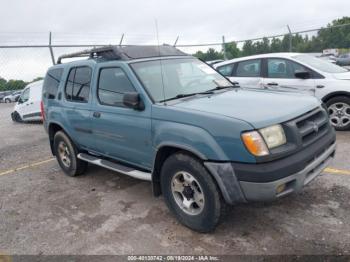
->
[[0, 102, 349, 255]]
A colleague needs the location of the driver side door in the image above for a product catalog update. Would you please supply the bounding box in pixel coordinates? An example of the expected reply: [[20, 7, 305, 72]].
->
[[17, 88, 34, 118], [262, 58, 316, 95]]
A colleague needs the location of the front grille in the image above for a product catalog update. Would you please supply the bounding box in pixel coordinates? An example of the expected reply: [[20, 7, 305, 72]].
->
[[294, 108, 330, 147]]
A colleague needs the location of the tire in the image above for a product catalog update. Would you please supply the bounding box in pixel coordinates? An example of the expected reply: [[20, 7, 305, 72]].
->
[[160, 152, 223, 232], [53, 131, 87, 176], [5, 99, 10, 103], [326, 96, 350, 131], [11, 111, 22, 123]]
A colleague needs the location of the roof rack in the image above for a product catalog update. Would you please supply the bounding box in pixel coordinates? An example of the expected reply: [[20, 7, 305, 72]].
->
[[57, 45, 188, 64]]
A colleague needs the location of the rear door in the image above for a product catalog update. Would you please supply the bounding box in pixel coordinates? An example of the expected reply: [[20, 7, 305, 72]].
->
[[262, 58, 316, 95], [231, 59, 263, 89], [62, 65, 94, 149], [90, 65, 152, 169]]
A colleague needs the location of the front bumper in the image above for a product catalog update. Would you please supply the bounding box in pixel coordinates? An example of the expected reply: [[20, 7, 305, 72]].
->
[[239, 142, 335, 201], [204, 136, 336, 204]]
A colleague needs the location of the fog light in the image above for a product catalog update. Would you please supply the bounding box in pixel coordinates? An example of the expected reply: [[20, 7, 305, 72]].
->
[[276, 184, 286, 194]]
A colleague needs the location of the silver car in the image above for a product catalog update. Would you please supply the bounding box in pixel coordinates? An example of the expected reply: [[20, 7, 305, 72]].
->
[[3, 91, 22, 103]]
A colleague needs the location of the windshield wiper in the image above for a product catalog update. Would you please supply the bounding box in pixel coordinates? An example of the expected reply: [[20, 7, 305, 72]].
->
[[160, 90, 214, 103], [205, 83, 238, 92]]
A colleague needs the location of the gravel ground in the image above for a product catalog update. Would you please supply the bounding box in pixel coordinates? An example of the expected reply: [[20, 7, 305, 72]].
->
[[0, 102, 349, 256]]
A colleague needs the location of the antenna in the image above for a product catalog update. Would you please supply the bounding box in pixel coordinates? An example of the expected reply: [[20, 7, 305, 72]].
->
[[155, 19, 166, 104]]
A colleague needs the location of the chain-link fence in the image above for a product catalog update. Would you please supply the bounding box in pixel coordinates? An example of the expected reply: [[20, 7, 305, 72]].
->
[[1, 21, 349, 93]]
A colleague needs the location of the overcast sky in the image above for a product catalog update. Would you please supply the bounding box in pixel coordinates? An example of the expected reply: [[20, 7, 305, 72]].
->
[[0, 0, 349, 80]]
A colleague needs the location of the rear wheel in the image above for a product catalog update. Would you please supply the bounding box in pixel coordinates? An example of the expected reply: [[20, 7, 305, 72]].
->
[[53, 131, 87, 176], [326, 96, 350, 131], [5, 98, 10, 103], [160, 152, 223, 232]]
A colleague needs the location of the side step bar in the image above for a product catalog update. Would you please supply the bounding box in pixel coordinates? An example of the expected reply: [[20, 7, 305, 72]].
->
[[77, 153, 152, 181]]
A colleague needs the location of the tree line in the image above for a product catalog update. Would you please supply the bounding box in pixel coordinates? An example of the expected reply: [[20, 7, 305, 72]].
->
[[194, 17, 350, 61], [0, 77, 43, 92]]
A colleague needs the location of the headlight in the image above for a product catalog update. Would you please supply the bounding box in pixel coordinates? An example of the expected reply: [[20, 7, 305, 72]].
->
[[242, 124, 286, 156], [241, 131, 269, 156], [259, 124, 286, 149]]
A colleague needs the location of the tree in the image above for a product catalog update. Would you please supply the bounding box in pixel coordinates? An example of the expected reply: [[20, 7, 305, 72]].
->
[[224, 42, 241, 59], [242, 40, 255, 56], [193, 48, 223, 61], [0, 77, 6, 91]]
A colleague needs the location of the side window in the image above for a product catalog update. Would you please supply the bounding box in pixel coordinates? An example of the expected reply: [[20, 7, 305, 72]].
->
[[20, 88, 30, 103], [217, 64, 234, 76], [235, 59, 261, 77], [65, 67, 91, 102], [98, 68, 136, 107], [267, 58, 309, 79], [43, 68, 63, 99]]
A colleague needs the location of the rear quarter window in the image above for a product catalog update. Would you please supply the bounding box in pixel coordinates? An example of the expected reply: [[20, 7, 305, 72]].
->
[[217, 64, 234, 76], [43, 68, 63, 99]]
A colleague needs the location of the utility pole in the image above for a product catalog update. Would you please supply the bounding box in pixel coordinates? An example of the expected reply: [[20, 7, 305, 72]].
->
[[287, 25, 292, 52], [222, 35, 227, 60]]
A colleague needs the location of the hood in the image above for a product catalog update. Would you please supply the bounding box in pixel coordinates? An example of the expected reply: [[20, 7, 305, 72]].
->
[[171, 89, 320, 129], [333, 71, 350, 80]]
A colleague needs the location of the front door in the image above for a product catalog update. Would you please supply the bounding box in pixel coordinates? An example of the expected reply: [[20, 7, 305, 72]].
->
[[90, 66, 152, 169], [262, 58, 316, 95], [17, 88, 35, 119]]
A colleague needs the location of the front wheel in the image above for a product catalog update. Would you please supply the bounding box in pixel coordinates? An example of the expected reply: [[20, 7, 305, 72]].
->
[[5, 98, 10, 103], [11, 111, 22, 122], [53, 131, 87, 176], [326, 96, 350, 131], [160, 152, 223, 232]]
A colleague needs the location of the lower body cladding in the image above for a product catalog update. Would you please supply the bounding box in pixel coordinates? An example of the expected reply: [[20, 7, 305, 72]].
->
[[205, 139, 336, 204]]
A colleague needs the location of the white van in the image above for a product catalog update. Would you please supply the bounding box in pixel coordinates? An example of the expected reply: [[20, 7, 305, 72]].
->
[[11, 80, 43, 122]]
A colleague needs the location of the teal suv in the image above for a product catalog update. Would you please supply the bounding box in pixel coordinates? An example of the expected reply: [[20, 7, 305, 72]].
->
[[42, 46, 336, 232]]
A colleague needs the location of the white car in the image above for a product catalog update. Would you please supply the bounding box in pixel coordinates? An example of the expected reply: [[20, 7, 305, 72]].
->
[[11, 80, 43, 122], [214, 53, 350, 130]]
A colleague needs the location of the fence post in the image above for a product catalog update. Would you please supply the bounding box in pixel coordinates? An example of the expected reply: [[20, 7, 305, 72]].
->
[[119, 33, 124, 46], [222, 35, 227, 60], [287, 25, 292, 52], [173, 36, 179, 47], [49, 32, 55, 65]]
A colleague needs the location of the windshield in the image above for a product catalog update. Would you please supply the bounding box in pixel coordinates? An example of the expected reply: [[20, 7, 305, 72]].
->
[[130, 58, 233, 102], [293, 54, 348, 74]]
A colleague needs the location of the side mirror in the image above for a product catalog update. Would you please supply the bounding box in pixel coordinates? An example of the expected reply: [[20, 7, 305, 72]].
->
[[18, 97, 23, 104], [295, 70, 310, 79], [123, 92, 145, 111]]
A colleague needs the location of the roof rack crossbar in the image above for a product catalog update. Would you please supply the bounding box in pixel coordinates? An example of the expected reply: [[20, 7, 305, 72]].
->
[[56, 45, 188, 64], [57, 46, 121, 64]]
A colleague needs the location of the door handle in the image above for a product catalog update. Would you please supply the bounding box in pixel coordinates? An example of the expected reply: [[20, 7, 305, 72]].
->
[[316, 85, 325, 88], [267, 82, 279, 86], [93, 112, 101, 118]]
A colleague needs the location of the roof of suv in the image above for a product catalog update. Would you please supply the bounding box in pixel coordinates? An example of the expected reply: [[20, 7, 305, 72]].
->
[[214, 52, 304, 67], [57, 45, 189, 64]]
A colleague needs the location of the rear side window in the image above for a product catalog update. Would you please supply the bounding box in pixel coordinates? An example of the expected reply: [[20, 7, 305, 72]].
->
[[98, 67, 135, 107], [217, 64, 234, 76], [65, 67, 92, 103], [43, 68, 63, 99], [235, 59, 261, 77]]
